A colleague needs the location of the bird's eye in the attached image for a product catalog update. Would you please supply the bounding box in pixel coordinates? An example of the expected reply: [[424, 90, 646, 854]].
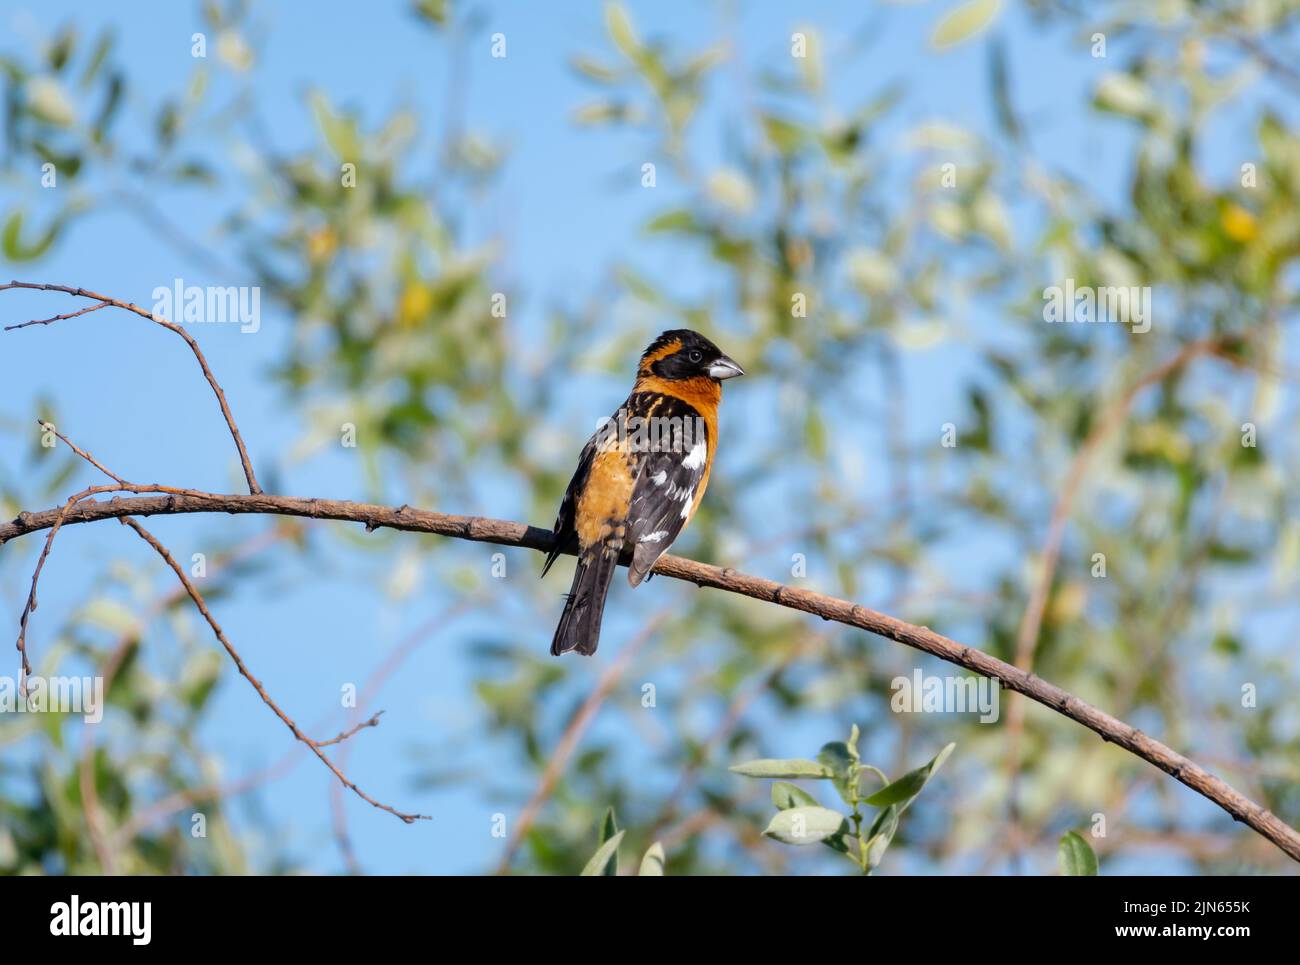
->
[[688, 350, 703, 363]]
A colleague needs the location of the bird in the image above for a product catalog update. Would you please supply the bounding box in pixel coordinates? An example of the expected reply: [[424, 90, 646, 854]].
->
[[542, 329, 744, 656]]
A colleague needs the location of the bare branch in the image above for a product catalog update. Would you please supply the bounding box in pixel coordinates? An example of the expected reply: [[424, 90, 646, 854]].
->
[[4, 488, 1298, 861], [11, 422, 242, 681], [3, 280, 262, 494], [80, 524, 293, 864], [5, 301, 110, 330], [117, 517, 427, 824], [316, 712, 385, 748], [39, 420, 127, 485]]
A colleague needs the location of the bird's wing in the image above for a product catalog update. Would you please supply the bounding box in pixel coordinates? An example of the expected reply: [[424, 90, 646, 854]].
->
[[624, 422, 710, 587], [542, 431, 597, 578]]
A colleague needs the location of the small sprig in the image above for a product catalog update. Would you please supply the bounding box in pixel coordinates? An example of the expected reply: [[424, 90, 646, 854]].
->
[[731, 725, 955, 874]]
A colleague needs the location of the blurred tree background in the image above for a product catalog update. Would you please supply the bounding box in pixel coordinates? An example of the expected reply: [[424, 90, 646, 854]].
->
[[2, 0, 1300, 874]]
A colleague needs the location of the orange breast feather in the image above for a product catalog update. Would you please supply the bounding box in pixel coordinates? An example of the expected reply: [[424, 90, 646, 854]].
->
[[575, 448, 636, 550]]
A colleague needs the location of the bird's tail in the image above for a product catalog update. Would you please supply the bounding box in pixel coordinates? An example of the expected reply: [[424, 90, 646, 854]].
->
[[551, 548, 618, 656]]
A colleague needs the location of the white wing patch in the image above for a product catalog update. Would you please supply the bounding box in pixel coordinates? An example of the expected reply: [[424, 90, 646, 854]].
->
[[682, 439, 707, 470], [624, 404, 710, 586]]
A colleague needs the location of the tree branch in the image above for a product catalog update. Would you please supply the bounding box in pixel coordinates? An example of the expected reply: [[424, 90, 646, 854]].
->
[[117, 516, 427, 824], [3, 281, 262, 494], [4, 489, 1299, 861], [17, 422, 423, 826]]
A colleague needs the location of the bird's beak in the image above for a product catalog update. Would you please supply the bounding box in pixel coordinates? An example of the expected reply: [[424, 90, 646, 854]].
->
[[708, 355, 745, 380]]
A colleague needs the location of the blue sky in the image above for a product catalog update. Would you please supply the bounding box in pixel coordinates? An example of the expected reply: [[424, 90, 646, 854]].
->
[[2, 1, 1290, 874]]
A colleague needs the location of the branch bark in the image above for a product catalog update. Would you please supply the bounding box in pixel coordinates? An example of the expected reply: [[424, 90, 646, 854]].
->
[[5, 489, 1299, 862]]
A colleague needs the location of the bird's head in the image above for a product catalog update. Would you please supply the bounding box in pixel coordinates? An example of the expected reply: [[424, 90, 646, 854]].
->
[[636, 329, 745, 384]]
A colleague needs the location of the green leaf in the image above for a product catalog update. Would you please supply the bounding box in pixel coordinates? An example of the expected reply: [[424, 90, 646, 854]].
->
[[47, 27, 76, 72], [644, 209, 697, 234], [573, 100, 637, 126], [1, 210, 61, 262], [600, 806, 619, 844], [570, 55, 624, 84], [760, 114, 804, 154], [1093, 72, 1154, 118], [605, 2, 640, 61], [309, 90, 361, 161], [804, 408, 827, 459], [411, 0, 448, 27], [821, 830, 853, 857], [771, 781, 820, 810], [930, 0, 1002, 50], [1058, 831, 1099, 876], [80, 30, 116, 88], [579, 829, 624, 876], [26, 76, 76, 126], [817, 741, 856, 805], [864, 805, 900, 870], [638, 841, 665, 876], [763, 806, 850, 845], [92, 72, 123, 140], [863, 742, 955, 809], [988, 37, 1022, 142], [730, 758, 833, 779]]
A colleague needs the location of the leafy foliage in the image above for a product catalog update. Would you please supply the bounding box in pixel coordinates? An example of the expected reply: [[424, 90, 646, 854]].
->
[[733, 726, 954, 874], [577, 809, 665, 876]]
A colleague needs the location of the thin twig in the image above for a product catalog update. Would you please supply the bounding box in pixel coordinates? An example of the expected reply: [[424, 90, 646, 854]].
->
[[3, 281, 262, 494], [13, 475, 240, 680], [39, 420, 126, 484], [315, 712, 385, 748], [13, 418, 244, 685], [5, 301, 110, 330], [15, 481, 122, 682], [117, 517, 427, 823], [80, 525, 291, 864]]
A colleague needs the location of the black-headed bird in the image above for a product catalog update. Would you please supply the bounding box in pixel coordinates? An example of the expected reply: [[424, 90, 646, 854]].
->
[[543, 330, 744, 655]]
